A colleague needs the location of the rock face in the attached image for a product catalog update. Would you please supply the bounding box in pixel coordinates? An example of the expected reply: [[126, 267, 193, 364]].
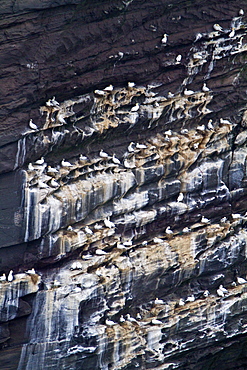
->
[[1, 0, 247, 369]]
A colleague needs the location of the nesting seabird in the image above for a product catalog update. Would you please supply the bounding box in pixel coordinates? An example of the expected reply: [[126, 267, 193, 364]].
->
[[99, 149, 109, 158], [70, 261, 83, 271], [165, 226, 173, 235], [207, 119, 214, 130], [94, 89, 107, 96], [128, 142, 136, 152], [203, 290, 210, 298], [151, 319, 163, 325], [104, 217, 115, 228], [237, 277, 247, 285], [0, 273, 6, 282], [7, 270, 14, 282], [47, 166, 58, 174], [196, 125, 205, 132], [213, 23, 223, 32], [105, 319, 116, 326], [85, 226, 93, 235], [28, 163, 35, 171], [178, 298, 185, 306], [128, 82, 136, 89], [219, 284, 228, 294], [186, 295, 195, 302], [153, 237, 163, 244], [201, 216, 210, 224], [94, 223, 102, 230], [104, 84, 114, 92], [29, 119, 38, 131], [229, 28, 235, 38], [175, 54, 182, 64], [120, 315, 125, 323], [167, 91, 174, 98], [126, 314, 137, 323], [26, 268, 36, 275], [202, 83, 210, 92], [239, 9, 244, 16], [61, 159, 73, 167], [112, 154, 121, 165], [35, 157, 45, 165], [184, 88, 194, 96], [182, 227, 191, 233], [154, 298, 165, 305], [177, 192, 184, 202], [131, 103, 140, 112], [95, 249, 107, 256], [161, 33, 168, 44]]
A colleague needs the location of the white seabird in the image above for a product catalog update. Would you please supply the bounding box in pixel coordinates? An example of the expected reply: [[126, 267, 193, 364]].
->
[[131, 103, 140, 112], [154, 298, 165, 305], [175, 54, 182, 64], [50, 179, 60, 188], [51, 96, 60, 107], [94, 223, 102, 230], [120, 315, 125, 323], [229, 28, 235, 38], [105, 319, 116, 326], [112, 154, 121, 164], [153, 237, 163, 243], [0, 273, 6, 282], [28, 163, 35, 171], [104, 218, 115, 228], [184, 88, 194, 96], [237, 277, 247, 285], [167, 91, 174, 98], [104, 84, 114, 92], [47, 166, 59, 174], [94, 89, 107, 96], [126, 314, 138, 323], [177, 192, 184, 202], [196, 125, 205, 131], [61, 159, 73, 167], [136, 143, 147, 149], [85, 226, 93, 235], [8, 270, 14, 282], [95, 249, 107, 256], [202, 83, 210, 92], [128, 82, 136, 89], [35, 157, 45, 165], [178, 298, 185, 306], [26, 268, 36, 275], [213, 24, 223, 32], [165, 226, 173, 235], [239, 9, 244, 16], [29, 119, 38, 131], [99, 149, 109, 158], [201, 216, 210, 224], [161, 33, 168, 44], [128, 142, 136, 152], [219, 284, 228, 294], [70, 261, 82, 271], [203, 290, 210, 298], [151, 319, 163, 325], [186, 295, 195, 302], [207, 119, 214, 130]]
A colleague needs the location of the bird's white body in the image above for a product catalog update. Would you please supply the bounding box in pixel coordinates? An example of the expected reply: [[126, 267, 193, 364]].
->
[[99, 149, 109, 158], [61, 159, 73, 167], [202, 83, 210, 92], [237, 277, 247, 285], [85, 226, 93, 234], [104, 218, 115, 228], [131, 103, 140, 112], [201, 216, 210, 224], [165, 226, 173, 235], [70, 261, 83, 271], [35, 157, 45, 165], [213, 24, 223, 32], [104, 85, 114, 92], [128, 82, 136, 88], [29, 119, 38, 130], [184, 88, 194, 96], [177, 193, 184, 202], [8, 270, 13, 282], [26, 268, 36, 275], [95, 249, 107, 256], [151, 319, 163, 325], [161, 33, 168, 44], [154, 298, 165, 305]]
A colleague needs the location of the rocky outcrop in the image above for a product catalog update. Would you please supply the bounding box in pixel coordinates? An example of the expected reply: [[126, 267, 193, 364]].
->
[[1, 0, 247, 369]]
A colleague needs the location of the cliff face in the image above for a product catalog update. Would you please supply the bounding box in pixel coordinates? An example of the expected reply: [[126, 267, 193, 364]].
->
[[1, 0, 247, 369]]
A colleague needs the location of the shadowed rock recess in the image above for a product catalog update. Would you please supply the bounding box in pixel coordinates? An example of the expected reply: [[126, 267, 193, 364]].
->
[[2, 0, 247, 369]]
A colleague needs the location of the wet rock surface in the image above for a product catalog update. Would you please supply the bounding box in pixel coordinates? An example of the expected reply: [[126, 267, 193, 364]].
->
[[1, 0, 247, 369]]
